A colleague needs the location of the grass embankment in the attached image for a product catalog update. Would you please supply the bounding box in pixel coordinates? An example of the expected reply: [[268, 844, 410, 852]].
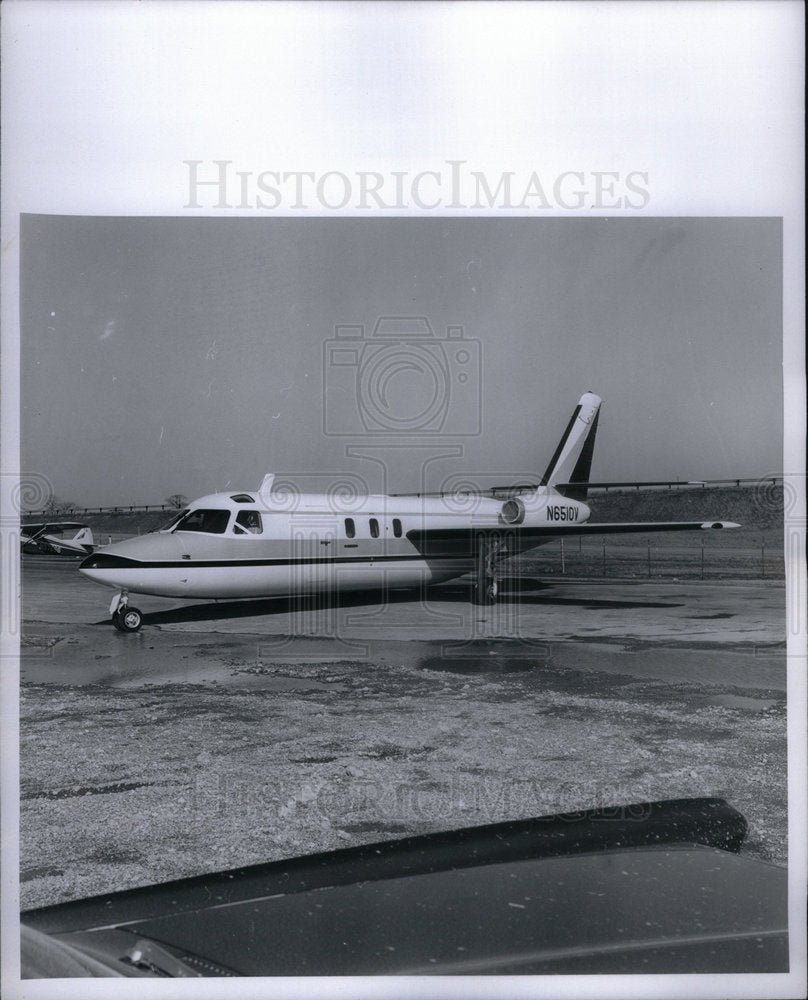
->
[[587, 484, 783, 530], [515, 486, 784, 581]]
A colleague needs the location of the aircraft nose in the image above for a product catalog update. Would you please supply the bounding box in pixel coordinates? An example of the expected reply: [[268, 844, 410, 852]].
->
[[78, 533, 192, 598], [79, 533, 184, 576], [80, 552, 140, 570]]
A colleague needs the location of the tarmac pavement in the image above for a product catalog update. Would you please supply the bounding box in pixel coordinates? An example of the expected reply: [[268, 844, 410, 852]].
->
[[20, 556, 786, 692]]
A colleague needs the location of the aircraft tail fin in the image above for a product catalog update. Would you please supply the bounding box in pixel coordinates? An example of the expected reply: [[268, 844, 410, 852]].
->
[[540, 392, 602, 501], [72, 527, 95, 552]]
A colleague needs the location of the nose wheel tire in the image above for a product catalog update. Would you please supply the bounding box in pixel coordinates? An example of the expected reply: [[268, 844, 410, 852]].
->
[[112, 607, 143, 632]]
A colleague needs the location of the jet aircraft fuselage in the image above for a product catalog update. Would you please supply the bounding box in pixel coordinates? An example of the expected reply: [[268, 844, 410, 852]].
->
[[78, 393, 739, 632], [79, 488, 590, 601]]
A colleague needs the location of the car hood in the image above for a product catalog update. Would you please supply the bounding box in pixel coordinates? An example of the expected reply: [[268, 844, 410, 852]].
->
[[21, 797, 788, 977]]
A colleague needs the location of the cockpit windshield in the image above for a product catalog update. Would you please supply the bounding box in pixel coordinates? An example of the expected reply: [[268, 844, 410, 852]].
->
[[173, 508, 231, 534], [152, 509, 189, 532]]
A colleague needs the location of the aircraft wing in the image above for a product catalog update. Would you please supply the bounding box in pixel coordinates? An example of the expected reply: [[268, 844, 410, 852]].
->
[[406, 521, 740, 557], [21, 525, 49, 553]]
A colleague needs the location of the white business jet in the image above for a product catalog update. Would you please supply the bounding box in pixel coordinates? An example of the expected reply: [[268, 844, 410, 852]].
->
[[80, 393, 738, 631]]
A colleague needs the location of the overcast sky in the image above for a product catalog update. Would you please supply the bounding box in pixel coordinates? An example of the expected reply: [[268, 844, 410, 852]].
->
[[21, 216, 781, 508]]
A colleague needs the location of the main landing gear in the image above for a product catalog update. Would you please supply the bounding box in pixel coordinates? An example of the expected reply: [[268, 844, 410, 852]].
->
[[474, 535, 504, 605], [110, 591, 143, 632]]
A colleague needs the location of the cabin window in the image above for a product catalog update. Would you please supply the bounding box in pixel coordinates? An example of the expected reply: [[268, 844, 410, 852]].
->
[[345, 517, 355, 538], [234, 510, 263, 534], [369, 518, 379, 538], [393, 518, 402, 537], [230, 493, 255, 503], [174, 508, 230, 534]]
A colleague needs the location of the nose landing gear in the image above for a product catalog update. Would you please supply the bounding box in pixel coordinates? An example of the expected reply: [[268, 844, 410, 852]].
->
[[110, 591, 143, 632]]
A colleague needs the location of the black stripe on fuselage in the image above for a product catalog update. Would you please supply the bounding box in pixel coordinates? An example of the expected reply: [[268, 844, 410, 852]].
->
[[81, 553, 471, 571]]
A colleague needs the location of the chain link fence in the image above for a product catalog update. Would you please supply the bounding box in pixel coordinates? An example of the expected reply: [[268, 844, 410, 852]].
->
[[516, 535, 784, 581]]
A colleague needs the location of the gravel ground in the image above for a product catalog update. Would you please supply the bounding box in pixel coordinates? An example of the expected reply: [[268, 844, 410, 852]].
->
[[20, 646, 787, 910]]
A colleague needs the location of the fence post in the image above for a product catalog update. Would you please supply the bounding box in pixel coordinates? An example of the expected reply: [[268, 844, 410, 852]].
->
[[560, 538, 565, 575], [647, 542, 651, 578], [602, 538, 606, 577]]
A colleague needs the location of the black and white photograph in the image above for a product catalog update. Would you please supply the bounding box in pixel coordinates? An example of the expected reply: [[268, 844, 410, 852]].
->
[[1, 4, 804, 1000]]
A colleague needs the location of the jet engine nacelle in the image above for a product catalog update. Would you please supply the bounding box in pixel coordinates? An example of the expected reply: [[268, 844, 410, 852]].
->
[[500, 492, 591, 527], [500, 498, 526, 525]]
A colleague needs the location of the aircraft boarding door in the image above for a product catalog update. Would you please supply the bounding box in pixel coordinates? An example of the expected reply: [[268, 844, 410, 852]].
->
[[289, 513, 339, 597]]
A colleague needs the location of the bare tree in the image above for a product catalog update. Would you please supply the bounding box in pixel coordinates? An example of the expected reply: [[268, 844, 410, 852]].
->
[[43, 495, 80, 516], [165, 493, 188, 509]]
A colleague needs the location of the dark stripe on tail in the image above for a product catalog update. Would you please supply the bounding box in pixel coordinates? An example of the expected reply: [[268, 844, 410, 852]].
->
[[557, 409, 599, 501], [539, 405, 581, 487]]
